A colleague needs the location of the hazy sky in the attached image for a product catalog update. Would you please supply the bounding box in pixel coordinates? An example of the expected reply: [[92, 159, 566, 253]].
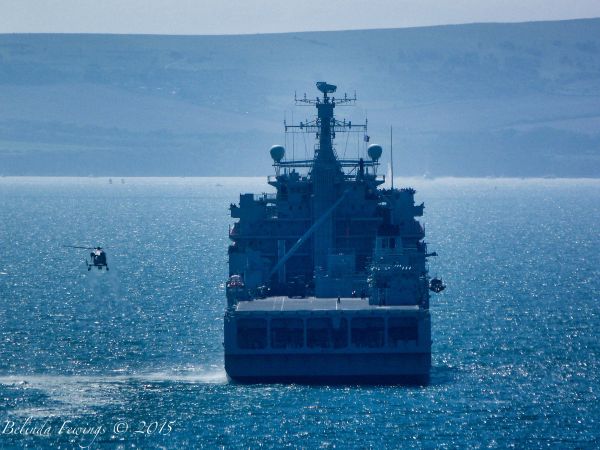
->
[[2, 0, 600, 34]]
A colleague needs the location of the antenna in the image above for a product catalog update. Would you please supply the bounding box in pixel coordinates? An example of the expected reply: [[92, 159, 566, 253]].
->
[[284, 111, 287, 153], [390, 126, 394, 189]]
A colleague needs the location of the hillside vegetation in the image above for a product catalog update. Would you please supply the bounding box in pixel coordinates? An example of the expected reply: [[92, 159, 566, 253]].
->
[[1, 19, 599, 176]]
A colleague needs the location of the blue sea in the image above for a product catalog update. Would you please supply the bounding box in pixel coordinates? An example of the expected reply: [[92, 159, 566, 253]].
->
[[0, 177, 598, 449]]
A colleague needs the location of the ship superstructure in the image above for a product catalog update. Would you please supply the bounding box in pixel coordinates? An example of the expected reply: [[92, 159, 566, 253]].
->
[[224, 82, 440, 383]]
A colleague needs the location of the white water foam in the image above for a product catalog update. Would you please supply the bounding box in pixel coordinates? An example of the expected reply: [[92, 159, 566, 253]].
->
[[0, 366, 228, 417]]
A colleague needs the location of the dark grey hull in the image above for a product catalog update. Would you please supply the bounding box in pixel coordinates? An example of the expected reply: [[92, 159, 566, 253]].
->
[[227, 374, 430, 386], [225, 352, 431, 385]]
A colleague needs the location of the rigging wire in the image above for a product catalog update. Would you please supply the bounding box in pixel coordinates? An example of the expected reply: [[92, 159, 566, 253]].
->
[[390, 125, 394, 189], [342, 126, 350, 159], [291, 110, 295, 162], [284, 110, 287, 157], [303, 122, 308, 160]]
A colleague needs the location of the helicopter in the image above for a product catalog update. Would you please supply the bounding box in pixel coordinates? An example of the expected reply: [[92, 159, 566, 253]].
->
[[64, 245, 109, 271]]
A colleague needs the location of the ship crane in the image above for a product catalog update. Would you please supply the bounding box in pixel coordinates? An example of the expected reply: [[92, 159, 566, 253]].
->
[[268, 189, 350, 279]]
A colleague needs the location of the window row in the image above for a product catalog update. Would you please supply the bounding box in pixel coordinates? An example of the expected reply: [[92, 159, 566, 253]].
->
[[236, 317, 418, 350]]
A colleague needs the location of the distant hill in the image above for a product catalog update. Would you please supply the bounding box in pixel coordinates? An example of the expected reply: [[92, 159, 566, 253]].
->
[[1, 19, 599, 177]]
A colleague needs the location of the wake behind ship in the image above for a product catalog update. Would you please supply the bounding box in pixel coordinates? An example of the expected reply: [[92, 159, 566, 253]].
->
[[224, 82, 443, 383]]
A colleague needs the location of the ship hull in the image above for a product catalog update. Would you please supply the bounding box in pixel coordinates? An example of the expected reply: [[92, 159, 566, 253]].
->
[[224, 298, 431, 385], [228, 375, 429, 385], [225, 352, 430, 385]]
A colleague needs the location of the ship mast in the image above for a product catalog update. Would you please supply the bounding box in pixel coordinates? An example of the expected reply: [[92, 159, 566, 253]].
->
[[311, 83, 341, 275], [279, 82, 373, 294]]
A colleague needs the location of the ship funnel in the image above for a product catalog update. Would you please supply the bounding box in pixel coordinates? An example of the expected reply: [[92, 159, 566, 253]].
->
[[270, 145, 285, 162], [367, 144, 383, 161]]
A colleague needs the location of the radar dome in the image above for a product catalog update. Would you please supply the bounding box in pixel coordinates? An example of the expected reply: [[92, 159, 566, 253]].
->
[[367, 144, 383, 161], [270, 145, 285, 162]]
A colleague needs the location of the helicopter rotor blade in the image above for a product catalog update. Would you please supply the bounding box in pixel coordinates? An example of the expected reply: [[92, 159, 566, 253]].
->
[[63, 245, 95, 250]]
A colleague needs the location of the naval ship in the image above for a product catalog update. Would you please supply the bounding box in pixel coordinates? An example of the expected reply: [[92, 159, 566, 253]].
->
[[224, 82, 443, 383]]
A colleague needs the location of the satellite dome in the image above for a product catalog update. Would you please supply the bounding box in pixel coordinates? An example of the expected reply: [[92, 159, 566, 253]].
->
[[270, 145, 285, 162], [367, 144, 383, 161]]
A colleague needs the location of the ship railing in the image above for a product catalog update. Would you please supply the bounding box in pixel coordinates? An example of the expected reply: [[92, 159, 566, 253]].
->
[[268, 163, 384, 183], [273, 159, 378, 169], [272, 160, 315, 169]]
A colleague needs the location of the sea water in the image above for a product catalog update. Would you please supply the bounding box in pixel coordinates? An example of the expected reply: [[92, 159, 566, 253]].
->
[[0, 177, 598, 448]]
